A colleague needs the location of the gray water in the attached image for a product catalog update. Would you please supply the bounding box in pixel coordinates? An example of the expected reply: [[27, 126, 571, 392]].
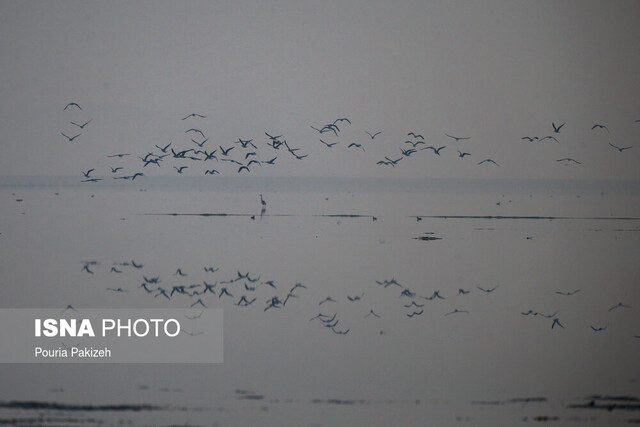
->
[[0, 180, 639, 425]]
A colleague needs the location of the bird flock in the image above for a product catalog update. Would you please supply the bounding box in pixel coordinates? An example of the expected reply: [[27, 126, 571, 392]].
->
[[60, 103, 638, 183], [76, 255, 638, 339]]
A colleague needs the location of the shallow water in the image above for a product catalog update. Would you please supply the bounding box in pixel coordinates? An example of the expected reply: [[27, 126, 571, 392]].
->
[[0, 181, 638, 425]]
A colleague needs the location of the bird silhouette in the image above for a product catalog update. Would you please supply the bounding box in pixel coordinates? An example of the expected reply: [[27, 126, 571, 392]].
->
[[182, 113, 206, 120], [555, 289, 580, 296], [365, 131, 381, 139], [552, 122, 565, 133], [445, 134, 469, 141], [70, 119, 92, 129], [540, 136, 559, 143], [477, 286, 499, 293], [556, 158, 582, 164], [609, 302, 632, 312], [609, 143, 632, 152], [591, 124, 609, 132], [61, 132, 81, 142], [457, 151, 471, 158], [445, 309, 469, 316], [64, 102, 82, 111], [320, 139, 338, 147], [155, 143, 172, 153], [186, 128, 206, 138], [477, 159, 500, 166], [408, 132, 424, 139]]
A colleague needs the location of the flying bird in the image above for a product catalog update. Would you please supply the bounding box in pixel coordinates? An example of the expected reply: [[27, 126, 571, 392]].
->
[[609, 143, 632, 152], [445, 309, 469, 316], [63, 102, 82, 111], [552, 122, 565, 133], [319, 139, 338, 148], [591, 124, 609, 132], [477, 286, 499, 293], [70, 119, 92, 129], [365, 131, 381, 139], [61, 132, 81, 142], [186, 128, 206, 138], [555, 289, 580, 296], [477, 159, 500, 166], [540, 136, 559, 143], [556, 158, 582, 164], [408, 132, 424, 139], [445, 134, 470, 141], [182, 113, 206, 120], [421, 145, 446, 155], [457, 151, 471, 158]]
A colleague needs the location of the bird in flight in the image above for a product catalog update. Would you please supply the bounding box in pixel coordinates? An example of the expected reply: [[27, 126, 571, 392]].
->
[[445, 309, 469, 316], [421, 145, 446, 155], [445, 134, 469, 141], [522, 136, 539, 142], [204, 169, 220, 175], [477, 285, 499, 293], [61, 132, 81, 142], [186, 128, 206, 138], [609, 302, 632, 312], [406, 310, 424, 318], [365, 310, 381, 318], [319, 139, 338, 148], [106, 287, 129, 292], [155, 142, 172, 153], [70, 119, 92, 129], [182, 113, 206, 120], [540, 136, 559, 143], [457, 151, 471, 158], [174, 166, 188, 174], [348, 142, 365, 151], [407, 132, 424, 139], [552, 122, 565, 133], [404, 140, 425, 147], [365, 131, 381, 139], [107, 153, 131, 158], [110, 167, 123, 173], [591, 124, 609, 132], [609, 143, 632, 152], [551, 318, 564, 329], [590, 325, 607, 332], [220, 145, 234, 156], [81, 169, 95, 178], [477, 159, 500, 166], [192, 138, 209, 147], [64, 102, 82, 111], [556, 158, 582, 165], [555, 289, 580, 296]]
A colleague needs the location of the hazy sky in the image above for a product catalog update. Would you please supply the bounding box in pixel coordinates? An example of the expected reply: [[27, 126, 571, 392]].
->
[[1, 0, 639, 179]]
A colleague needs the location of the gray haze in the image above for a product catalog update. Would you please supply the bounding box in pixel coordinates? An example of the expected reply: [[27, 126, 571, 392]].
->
[[1, 1, 639, 426], [0, 0, 639, 179]]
